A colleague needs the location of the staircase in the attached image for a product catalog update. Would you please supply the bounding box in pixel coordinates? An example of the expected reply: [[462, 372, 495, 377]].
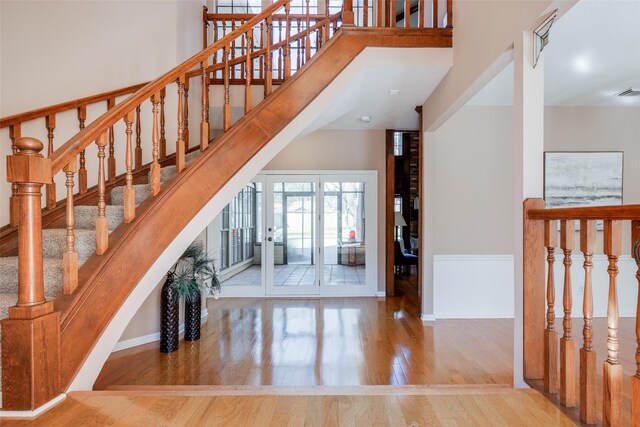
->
[[0, 0, 452, 411]]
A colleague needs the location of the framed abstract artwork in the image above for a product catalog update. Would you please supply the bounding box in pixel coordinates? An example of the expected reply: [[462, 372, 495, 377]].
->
[[544, 151, 623, 209]]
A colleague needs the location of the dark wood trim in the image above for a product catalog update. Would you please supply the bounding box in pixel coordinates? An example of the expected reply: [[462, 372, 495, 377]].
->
[[385, 129, 395, 297], [416, 106, 423, 311]]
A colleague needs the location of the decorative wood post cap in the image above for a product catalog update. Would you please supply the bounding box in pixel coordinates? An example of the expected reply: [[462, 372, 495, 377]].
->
[[15, 137, 44, 156]]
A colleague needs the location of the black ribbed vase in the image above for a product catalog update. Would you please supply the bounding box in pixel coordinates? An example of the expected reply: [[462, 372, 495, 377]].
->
[[184, 292, 201, 341], [160, 274, 180, 353]]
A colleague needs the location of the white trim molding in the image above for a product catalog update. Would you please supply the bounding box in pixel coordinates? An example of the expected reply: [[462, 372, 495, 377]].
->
[[112, 309, 208, 353], [421, 314, 436, 322], [0, 393, 66, 418], [376, 291, 386, 298]]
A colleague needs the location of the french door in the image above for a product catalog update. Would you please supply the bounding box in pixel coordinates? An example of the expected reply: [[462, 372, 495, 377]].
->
[[263, 173, 377, 297]]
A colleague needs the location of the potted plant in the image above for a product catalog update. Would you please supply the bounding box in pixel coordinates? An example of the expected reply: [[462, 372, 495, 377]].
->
[[160, 243, 220, 352]]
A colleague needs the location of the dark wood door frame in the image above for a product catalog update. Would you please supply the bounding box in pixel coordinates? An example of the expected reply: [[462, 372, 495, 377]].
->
[[385, 117, 423, 310]]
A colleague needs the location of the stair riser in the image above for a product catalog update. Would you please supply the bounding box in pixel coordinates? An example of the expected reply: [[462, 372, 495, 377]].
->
[[0, 260, 63, 298]]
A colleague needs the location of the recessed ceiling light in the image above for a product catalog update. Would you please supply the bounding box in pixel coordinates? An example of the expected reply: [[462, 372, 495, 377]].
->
[[360, 115, 371, 123], [388, 89, 400, 95], [573, 56, 591, 73]]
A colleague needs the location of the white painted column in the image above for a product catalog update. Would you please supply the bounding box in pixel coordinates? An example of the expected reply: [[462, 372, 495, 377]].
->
[[513, 30, 545, 388], [421, 129, 436, 321]]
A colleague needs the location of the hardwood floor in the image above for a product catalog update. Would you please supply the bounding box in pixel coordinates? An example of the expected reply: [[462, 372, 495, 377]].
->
[[1, 389, 575, 426], [95, 294, 514, 389]]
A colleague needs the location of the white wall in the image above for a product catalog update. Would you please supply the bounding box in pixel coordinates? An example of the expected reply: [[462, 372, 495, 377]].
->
[[0, 0, 205, 227], [428, 105, 640, 318]]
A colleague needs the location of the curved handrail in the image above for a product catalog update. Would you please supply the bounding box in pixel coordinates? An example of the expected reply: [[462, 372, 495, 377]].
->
[[528, 204, 640, 221], [49, 0, 289, 174]]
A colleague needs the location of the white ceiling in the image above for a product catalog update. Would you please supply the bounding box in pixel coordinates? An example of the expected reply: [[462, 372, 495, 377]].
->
[[468, 0, 640, 107], [317, 59, 451, 130]]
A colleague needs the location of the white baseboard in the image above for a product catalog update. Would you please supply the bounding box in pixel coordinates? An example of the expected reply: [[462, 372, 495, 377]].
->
[[421, 314, 436, 322], [112, 309, 208, 353], [0, 393, 66, 418], [376, 291, 386, 298]]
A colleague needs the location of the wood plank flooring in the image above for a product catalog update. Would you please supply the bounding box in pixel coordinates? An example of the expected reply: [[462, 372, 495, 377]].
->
[[95, 295, 514, 389], [1, 388, 575, 426]]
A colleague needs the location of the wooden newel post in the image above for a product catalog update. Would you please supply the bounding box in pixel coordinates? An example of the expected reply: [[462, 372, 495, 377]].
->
[[2, 137, 61, 410], [342, 0, 355, 26]]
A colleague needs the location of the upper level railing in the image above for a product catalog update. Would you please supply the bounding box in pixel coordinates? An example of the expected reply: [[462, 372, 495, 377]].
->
[[523, 200, 640, 425]]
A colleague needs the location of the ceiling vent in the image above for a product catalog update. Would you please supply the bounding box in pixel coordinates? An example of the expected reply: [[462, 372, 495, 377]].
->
[[616, 88, 640, 97]]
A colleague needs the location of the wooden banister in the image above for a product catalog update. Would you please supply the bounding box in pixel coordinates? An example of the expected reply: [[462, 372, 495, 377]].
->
[[47, 0, 289, 175], [559, 220, 576, 408], [528, 204, 640, 221], [63, 157, 78, 295]]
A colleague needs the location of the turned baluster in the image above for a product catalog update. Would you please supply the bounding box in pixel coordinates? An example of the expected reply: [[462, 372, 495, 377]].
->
[[377, 0, 383, 27], [363, 0, 369, 26], [446, 0, 453, 28], [632, 220, 640, 427], [95, 132, 108, 255], [63, 157, 78, 294], [176, 76, 186, 173], [184, 78, 190, 148], [160, 87, 167, 159], [223, 44, 231, 132], [283, 2, 291, 79], [107, 98, 116, 182], [433, 0, 439, 28], [559, 219, 576, 407], [201, 60, 210, 151], [580, 220, 597, 424], [297, 19, 302, 70], [324, 1, 330, 43], [543, 220, 559, 394], [135, 105, 142, 170], [45, 114, 56, 209], [202, 5, 208, 49], [259, 23, 265, 80], [405, 0, 410, 27], [149, 93, 161, 196], [265, 17, 273, 97], [390, 0, 396, 28], [419, 0, 424, 27], [305, 0, 311, 61], [6, 137, 52, 313], [77, 106, 88, 194], [231, 20, 237, 78], [8, 124, 21, 227], [343, 0, 354, 26], [603, 220, 622, 427], [245, 31, 253, 114], [123, 110, 135, 223]]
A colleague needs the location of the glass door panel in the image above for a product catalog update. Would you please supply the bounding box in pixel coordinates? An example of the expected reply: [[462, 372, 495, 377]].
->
[[266, 176, 319, 295], [322, 181, 367, 287]]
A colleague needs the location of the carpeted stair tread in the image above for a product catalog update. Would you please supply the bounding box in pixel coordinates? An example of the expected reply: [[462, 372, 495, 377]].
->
[[110, 183, 151, 206], [0, 258, 63, 298], [75, 205, 124, 231], [42, 229, 96, 264]]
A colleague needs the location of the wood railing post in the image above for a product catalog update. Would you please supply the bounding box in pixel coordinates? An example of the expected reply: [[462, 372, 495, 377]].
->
[[405, 0, 411, 27], [223, 44, 231, 132], [632, 220, 640, 427], [150, 93, 161, 195], [135, 105, 143, 170], [123, 110, 135, 223], [184, 78, 190, 148], [543, 220, 558, 394], [9, 124, 21, 227], [446, 0, 453, 28], [363, 0, 369, 26], [305, 0, 311, 61], [2, 137, 61, 410], [159, 87, 167, 160], [343, 0, 354, 26], [264, 17, 273, 97], [419, 0, 424, 27], [377, 0, 383, 27], [45, 114, 56, 210], [580, 220, 597, 424], [559, 219, 576, 408], [95, 132, 108, 255], [245, 31, 253, 114], [523, 198, 545, 380], [200, 60, 210, 151], [63, 157, 78, 294], [176, 77, 186, 173], [603, 220, 623, 426], [433, 0, 439, 28], [202, 5, 208, 49], [106, 98, 116, 182], [284, 2, 291, 79], [77, 107, 88, 194]]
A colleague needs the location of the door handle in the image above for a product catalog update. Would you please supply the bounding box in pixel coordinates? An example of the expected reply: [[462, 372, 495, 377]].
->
[[267, 237, 273, 242]]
